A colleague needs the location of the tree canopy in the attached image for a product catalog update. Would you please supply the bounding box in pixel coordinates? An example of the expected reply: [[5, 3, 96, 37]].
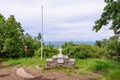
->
[[93, 0, 120, 35], [0, 13, 42, 58]]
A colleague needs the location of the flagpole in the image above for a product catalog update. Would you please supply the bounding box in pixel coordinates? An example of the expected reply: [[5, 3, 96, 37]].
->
[[41, 5, 43, 60]]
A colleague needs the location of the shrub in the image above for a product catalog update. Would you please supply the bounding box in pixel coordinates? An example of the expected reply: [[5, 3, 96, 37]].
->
[[43, 46, 58, 57], [62, 42, 100, 59]]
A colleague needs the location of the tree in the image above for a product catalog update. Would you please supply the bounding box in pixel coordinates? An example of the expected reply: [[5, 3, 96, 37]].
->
[[0, 14, 24, 58], [0, 14, 5, 53], [36, 33, 42, 41], [0, 14, 43, 58], [93, 0, 120, 34]]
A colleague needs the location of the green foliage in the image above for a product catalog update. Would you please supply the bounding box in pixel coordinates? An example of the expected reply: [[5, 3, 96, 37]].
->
[[0, 13, 42, 58], [62, 42, 99, 59], [36, 33, 42, 41], [22, 33, 35, 57], [43, 46, 58, 57], [95, 36, 120, 62], [93, 0, 120, 34], [0, 14, 5, 53], [0, 14, 24, 58]]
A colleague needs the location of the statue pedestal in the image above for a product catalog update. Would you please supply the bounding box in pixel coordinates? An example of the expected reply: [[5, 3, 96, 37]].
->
[[46, 47, 75, 68]]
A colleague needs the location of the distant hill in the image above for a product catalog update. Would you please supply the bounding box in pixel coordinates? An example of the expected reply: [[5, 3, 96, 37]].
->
[[45, 41, 95, 47]]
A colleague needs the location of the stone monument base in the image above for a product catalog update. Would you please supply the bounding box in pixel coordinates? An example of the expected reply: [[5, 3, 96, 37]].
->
[[46, 47, 75, 68]]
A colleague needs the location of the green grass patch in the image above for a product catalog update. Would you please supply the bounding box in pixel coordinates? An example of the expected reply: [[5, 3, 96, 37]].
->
[[76, 58, 118, 72], [2, 57, 46, 68], [106, 70, 120, 80], [76, 58, 120, 80]]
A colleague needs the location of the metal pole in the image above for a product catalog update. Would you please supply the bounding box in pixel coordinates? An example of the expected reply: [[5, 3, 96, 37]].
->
[[41, 5, 43, 60]]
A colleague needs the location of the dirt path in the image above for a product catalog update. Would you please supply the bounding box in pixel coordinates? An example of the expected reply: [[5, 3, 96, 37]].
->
[[0, 63, 100, 80], [0, 63, 25, 80]]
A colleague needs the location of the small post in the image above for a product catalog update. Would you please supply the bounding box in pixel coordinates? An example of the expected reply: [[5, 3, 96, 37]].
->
[[24, 45, 28, 60]]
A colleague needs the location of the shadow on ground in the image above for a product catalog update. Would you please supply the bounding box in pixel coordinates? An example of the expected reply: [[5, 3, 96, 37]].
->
[[0, 74, 11, 77], [26, 75, 56, 80]]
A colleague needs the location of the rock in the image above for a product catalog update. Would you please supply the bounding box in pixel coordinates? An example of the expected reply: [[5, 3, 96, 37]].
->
[[16, 67, 34, 78]]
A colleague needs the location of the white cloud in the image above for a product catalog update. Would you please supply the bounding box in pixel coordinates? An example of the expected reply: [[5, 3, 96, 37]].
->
[[0, 0, 113, 41]]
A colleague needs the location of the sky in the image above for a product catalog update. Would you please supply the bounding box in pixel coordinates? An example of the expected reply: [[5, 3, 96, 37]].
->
[[0, 0, 114, 41]]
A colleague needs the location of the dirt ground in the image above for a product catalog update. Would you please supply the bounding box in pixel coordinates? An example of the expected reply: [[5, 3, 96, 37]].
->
[[0, 63, 100, 80]]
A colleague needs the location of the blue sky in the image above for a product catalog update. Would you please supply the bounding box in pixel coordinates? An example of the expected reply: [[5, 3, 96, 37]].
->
[[0, 0, 114, 41]]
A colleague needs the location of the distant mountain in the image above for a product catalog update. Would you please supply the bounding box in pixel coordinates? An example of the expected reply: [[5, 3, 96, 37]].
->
[[44, 41, 95, 47]]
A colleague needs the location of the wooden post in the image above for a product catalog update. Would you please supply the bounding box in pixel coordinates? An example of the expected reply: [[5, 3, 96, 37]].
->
[[24, 45, 28, 59]]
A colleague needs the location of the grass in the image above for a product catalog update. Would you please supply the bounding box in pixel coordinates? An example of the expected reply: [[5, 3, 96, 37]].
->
[[1, 57, 120, 80], [2, 56, 46, 68], [76, 58, 120, 80], [106, 70, 120, 80], [76, 58, 118, 71]]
